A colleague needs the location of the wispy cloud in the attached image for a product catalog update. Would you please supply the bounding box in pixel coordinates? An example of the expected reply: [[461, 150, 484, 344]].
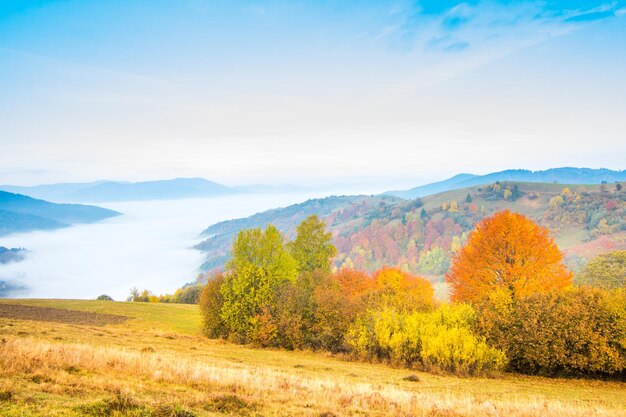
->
[[371, 0, 624, 95], [395, 0, 621, 54], [0, 47, 169, 86]]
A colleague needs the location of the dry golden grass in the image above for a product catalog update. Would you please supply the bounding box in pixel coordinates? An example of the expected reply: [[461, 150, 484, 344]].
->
[[1, 299, 625, 417]]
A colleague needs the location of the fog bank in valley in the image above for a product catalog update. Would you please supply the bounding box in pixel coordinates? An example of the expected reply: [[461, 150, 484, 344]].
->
[[0, 192, 344, 300]]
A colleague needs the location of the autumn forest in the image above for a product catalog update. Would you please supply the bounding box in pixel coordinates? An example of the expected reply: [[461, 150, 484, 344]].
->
[[191, 205, 626, 378]]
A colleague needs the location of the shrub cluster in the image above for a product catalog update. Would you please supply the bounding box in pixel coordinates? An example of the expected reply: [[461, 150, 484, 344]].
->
[[200, 216, 506, 375], [96, 294, 114, 301], [128, 285, 202, 304], [200, 262, 441, 352], [476, 287, 626, 376], [347, 304, 506, 375]]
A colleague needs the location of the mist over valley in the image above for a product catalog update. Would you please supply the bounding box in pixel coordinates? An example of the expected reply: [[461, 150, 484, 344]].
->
[[0, 192, 348, 300]]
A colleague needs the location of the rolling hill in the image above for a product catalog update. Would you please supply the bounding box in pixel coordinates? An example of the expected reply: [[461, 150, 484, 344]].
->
[[385, 167, 626, 199], [195, 181, 626, 288], [0, 191, 120, 236]]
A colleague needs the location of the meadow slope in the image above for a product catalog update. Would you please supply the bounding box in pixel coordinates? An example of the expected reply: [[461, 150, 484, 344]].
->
[[0, 299, 625, 417]]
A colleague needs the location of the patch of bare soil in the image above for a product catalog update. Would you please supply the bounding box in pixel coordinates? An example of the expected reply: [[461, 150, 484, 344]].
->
[[0, 304, 128, 326]]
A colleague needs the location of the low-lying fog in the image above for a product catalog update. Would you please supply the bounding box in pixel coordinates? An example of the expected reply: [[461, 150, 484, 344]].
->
[[0, 192, 351, 300]]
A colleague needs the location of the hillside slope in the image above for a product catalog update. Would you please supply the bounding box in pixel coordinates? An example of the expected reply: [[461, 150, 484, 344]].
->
[[0, 209, 67, 236], [196, 182, 626, 283], [0, 191, 120, 235]]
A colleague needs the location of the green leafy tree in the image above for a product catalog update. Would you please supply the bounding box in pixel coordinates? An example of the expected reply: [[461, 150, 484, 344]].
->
[[511, 185, 521, 200], [576, 250, 626, 290], [287, 215, 337, 274], [465, 193, 472, 203], [417, 247, 450, 275], [96, 294, 113, 301], [220, 225, 298, 343]]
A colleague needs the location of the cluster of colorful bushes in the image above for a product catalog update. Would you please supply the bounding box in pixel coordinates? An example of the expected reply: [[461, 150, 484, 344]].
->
[[128, 285, 202, 304], [476, 287, 626, 376], [200, 212, 626, 378], [544, 184, 625, 238]]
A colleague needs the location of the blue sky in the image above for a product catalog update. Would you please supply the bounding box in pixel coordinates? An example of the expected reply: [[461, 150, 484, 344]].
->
[[0, 1, 625, 186]]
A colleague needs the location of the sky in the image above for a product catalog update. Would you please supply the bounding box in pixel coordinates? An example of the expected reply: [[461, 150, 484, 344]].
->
[[1, 0, 625, 188]]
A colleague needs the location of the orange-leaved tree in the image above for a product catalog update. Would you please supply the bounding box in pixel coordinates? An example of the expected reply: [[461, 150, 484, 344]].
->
[[333, 268, 376, 301], [446, 210, 572, 303]]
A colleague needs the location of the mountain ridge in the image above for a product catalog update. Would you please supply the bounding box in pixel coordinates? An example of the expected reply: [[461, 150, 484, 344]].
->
[[385, 168, 626, 199], [0, 178, 313, 203], [0, 191, 120, 236]]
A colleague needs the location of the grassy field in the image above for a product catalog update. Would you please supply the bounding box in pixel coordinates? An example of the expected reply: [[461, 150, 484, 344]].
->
[[1, 299, 625, 417]]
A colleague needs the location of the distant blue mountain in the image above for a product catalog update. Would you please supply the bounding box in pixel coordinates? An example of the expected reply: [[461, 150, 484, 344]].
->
[[385, 168, 626, 199], [0, 208, 67, 236], [64, 178, 234, 202], [0, 191, 120, 236], [0, 178, 309, 202], [0, 181, 108, 203], [385, 173, 476, 199]]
